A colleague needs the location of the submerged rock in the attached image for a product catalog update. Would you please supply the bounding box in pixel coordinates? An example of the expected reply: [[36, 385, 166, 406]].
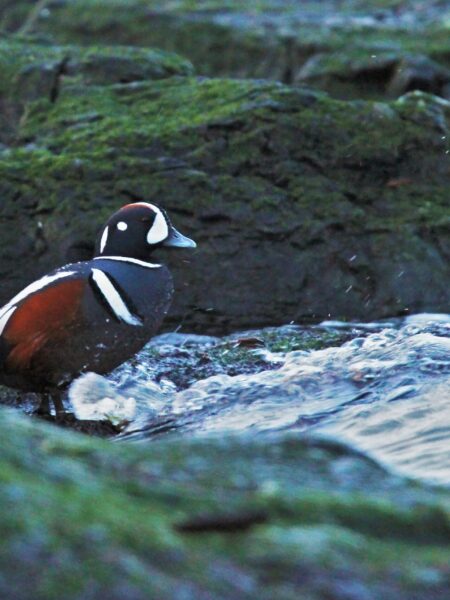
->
[[0, 38, 448, 330], [66, 324, 356, 424], [0, 407, 449, 599], [0, 321, 359, 434], [63, 315, 449, 486]]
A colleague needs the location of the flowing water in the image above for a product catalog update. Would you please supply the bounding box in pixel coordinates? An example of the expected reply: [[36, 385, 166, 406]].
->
[[70, 313, 450, 486]]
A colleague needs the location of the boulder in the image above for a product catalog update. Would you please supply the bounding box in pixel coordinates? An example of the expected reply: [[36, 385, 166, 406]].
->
[[0, 408, 449, 599]]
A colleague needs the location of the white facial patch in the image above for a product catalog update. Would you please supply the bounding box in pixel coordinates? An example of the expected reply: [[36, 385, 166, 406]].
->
[[0, 271, 76, 336], [120, 201, 169, 244], [91, 268, 142, 326], [117, 221, 127, 231], [99, 226, 109, 254], [146, 208, 169, 245]]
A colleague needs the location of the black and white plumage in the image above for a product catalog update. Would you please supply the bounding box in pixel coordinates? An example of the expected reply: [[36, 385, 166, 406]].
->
[[0, 202, 196, 415]]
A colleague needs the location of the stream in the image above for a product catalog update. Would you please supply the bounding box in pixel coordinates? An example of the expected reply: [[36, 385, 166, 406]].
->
[[69, 313, 450, 486]]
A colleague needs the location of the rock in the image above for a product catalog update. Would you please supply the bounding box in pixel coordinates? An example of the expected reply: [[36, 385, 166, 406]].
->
[[0, 36, 193, 143], [297, 53, 450, 101], [0, 39, 448, 331], [0, 407, 448, 599], [387, 55, 450, 99], [5, 0, 450, 99]]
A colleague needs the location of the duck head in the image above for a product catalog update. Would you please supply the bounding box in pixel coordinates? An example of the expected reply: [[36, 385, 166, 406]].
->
[[95, 202, 196, 260]]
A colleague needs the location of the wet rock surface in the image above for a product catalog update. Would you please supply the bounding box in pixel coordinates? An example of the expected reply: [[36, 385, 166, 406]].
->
[[57, 315, 450, 486], [126, 324, 359, 390], [4, 316, 445, 486]]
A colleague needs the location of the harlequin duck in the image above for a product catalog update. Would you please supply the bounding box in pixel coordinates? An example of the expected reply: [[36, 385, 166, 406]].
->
[[0, 202, 196, 416]]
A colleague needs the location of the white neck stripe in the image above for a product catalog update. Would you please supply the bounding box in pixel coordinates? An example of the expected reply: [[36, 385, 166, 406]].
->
[[91, 269, 142, 326], [93, 256, 161, 268]]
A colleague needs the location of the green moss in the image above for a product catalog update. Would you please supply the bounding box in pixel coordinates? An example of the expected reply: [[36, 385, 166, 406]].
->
[[0, 35, 193, 143], [9, 76, 447, 229], [5, 1, 450, 99], [0, 408, 449, 598], [261, 328, 355, 353], [20, 77, 273, 148], [0, 73, 447, 301], [0, 36, 193, 92]]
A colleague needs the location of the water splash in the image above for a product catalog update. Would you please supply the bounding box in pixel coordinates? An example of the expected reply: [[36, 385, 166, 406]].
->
[[70, 314, 450, 485]]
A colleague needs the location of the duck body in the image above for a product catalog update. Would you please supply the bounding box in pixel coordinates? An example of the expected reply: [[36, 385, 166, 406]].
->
[[0, 202, 195, 413], [0, 257, 172, 393]]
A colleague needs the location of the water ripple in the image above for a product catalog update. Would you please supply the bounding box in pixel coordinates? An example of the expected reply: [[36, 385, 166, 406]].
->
[[70, 314, 450, 485]]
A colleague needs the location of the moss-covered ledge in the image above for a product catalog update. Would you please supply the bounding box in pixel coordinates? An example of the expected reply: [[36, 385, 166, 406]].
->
[[0, 408, 449, 599], [4, 0, 450, 99], [0, 36, 193, 143]]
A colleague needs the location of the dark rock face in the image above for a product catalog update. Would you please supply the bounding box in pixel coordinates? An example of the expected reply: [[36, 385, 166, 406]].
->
[[0, 38, 449, 331]]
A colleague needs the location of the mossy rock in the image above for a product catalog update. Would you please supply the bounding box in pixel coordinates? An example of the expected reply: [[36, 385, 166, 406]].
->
[[0, 407, 449, 599], [0, 38, 448, 330], [5, 0, 450, 99], [0, 36, 193, 142]]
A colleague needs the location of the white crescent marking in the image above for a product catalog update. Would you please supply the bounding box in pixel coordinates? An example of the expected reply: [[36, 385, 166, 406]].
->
[[0, 306, 17, 336], [0, 270, 77, 335], [146, 208, 169, 245], [91, 268, 142, 326], [120, 202, 169, 245], [99, 226, 109, 254]]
